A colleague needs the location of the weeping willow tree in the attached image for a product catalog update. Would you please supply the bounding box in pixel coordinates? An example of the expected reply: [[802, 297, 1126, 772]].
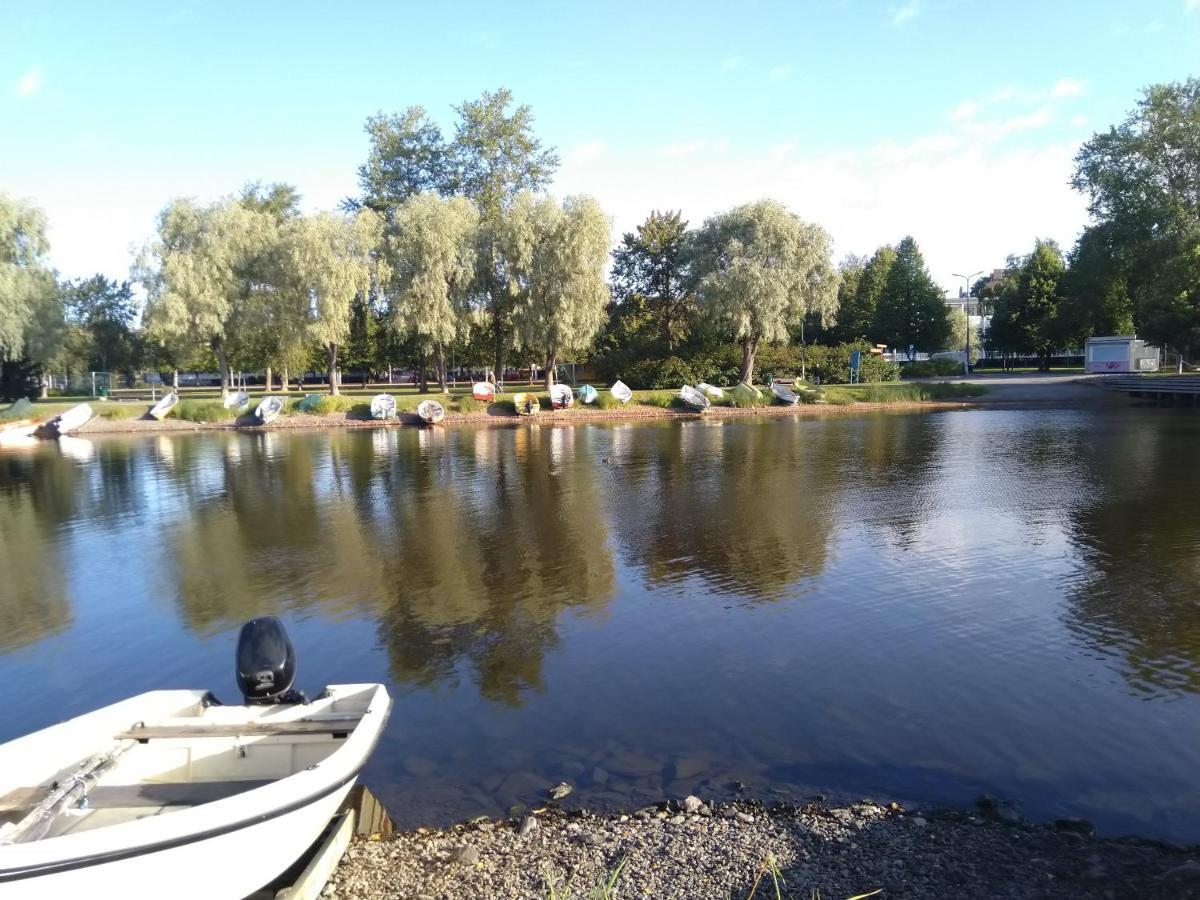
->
[[0, 194, 61, 399], [137, 198, 276, 401], [689, 200, 839, 384], [389, 194, 478, 392], [502, 193, 610, 390], [283, 210, 386, 395]]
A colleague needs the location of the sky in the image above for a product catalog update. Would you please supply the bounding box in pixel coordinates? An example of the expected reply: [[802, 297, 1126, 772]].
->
[[1, 0, 1198, 295]]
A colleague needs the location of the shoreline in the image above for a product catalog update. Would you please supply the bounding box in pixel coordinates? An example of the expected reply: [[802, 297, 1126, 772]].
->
[[71, 399, 978, 437], [327, 797, 1199, 899]]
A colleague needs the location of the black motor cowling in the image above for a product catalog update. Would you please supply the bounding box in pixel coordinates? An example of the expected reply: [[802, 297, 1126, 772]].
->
[[235, 617, 304, 705]]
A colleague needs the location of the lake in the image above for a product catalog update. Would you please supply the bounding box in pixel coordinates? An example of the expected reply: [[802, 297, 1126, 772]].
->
[[3, 409, 1200, 841]]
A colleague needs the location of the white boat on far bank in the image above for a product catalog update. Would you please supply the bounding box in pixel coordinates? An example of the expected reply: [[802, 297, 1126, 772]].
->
[[35, 404, 93, 439], [610, 380, 633, 404], [148, 393, 179, 420], [255, 396, 284, 424]]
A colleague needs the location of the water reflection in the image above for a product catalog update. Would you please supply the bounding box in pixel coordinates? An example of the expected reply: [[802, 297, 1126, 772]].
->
[[3, 412, 1200, 841], [1063, 416, 1200, 697]]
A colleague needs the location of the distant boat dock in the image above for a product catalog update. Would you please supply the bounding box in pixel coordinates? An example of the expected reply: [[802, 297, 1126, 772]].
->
[[1103, 375, 1200, 406]]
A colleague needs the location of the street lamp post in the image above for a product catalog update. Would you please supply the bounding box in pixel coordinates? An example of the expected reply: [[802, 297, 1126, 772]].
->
[[952, 270, 983, 375]]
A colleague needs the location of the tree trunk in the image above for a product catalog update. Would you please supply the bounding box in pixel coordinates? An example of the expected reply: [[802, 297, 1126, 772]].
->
[[265, 366, 272, 393], [281, 365, 289, 391], [172, 369, 179, 391], [212, 336, 230, 402], [418, 349, 428, 393], [434, 344, 447, 393], [326, 343, 340, 396], [739, 337, 759, 385], [544, 353, 557, 392], [40, 376, 48, 399]]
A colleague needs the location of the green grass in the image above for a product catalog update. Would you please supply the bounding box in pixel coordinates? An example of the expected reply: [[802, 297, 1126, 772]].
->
[[456, 395, 487, 413], [175, 399, 238, 423], [594, 391, 621, 410], [94, 402, 145, 420], [823, 381, 986, 404]]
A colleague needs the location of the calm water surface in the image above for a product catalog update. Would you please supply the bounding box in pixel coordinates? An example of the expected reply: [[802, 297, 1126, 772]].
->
[[3, 410, 1200, 840]]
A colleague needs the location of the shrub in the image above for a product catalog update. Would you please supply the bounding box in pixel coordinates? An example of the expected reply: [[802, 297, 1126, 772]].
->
[[806, 342, 900, 383], [595, 391, 621, 410], [176, 399, 237, 423], [902, 358, 964, 378], [296, 395, 354, 415], [636, 391, 675, 408], [457, 396, 486, 413], [622, 356, 698, 390]]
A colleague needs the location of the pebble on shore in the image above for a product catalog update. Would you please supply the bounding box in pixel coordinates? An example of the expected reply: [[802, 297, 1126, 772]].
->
[[323, 799, 1200, 900]]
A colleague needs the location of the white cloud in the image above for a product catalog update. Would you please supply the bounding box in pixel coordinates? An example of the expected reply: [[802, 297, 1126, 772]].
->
[[661, 140, 708, 158], [891, 1, 922, 26], [1186, 0, 1199, 13], [768, 64, 792, 81], [13, 65, 43, 98], [1071, 115, 1089, 126], [720, 55, 744, 72], [556, 118, 1087, 294], [1050, 77, 1087, 98], [572, 140, 606, 163], [951, 100, 980, 122]]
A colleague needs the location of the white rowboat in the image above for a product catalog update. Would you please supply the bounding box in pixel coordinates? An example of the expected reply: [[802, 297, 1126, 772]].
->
[[416, 399, 445, 425], [610, 380, 633, 404], [36, 404, 93, 438], [148, 393, 179, 420], [697, 383, 725, 400], [679, 385, 711, 412], [0, 619, 391, 900], [223, 391, 249, 411], [472, 382, 496, 402], [369, 394, 397, 420], [255, 396, 284, 424], [770, 382, 801, 405], [550, 384, 574, 410]]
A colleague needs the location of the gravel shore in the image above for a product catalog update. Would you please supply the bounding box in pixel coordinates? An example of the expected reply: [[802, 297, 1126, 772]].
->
[[325, 798, 1199, 899]]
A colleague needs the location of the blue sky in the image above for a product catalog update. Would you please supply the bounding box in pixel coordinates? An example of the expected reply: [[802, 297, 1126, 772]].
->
[[2, 0, 1197, 291]]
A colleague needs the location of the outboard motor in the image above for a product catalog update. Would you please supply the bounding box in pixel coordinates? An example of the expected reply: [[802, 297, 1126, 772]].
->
[[235, 617, 306, 705]]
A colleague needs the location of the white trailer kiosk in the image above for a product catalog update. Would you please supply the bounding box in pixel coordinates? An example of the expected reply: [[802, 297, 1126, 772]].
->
[[1084, 335, 1160, 374]]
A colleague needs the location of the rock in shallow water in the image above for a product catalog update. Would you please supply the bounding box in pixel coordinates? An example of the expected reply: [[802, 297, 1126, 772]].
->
[[548, 782, 573, 801]]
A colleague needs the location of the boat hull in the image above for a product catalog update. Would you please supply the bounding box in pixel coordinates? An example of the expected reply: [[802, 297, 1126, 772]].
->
[[512, 393, 540, 416], [0, 780, 354, 900]]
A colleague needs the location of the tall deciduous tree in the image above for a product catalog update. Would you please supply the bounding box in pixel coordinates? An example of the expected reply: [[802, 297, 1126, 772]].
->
[[987, 239, 1068, 369], [351, 108, 449, 216], [284, 210, 386, 395], [873, 236, 950, 358], [137, 198, 275, 400], [59, 275, 137, 374], [504, 194, 611, 390], [452, 89, 559, 382], [390, 194, 478, 392], [0, 195, 60, 382], [1073, 79, 1200, 354], [689, 200, 838, 384], [610, 210, 692, 353]]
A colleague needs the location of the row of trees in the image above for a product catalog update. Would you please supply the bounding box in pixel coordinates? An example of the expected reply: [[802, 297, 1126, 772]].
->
[[2, 79, 1198, 399]]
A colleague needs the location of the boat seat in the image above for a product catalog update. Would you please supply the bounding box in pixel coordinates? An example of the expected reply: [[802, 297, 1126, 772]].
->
[[115, 718, 357, 741], [0, 779, 272, 814]]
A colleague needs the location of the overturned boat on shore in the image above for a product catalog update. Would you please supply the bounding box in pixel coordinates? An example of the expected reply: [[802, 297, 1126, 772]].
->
[[148, 393, 179, 420], [550, 384, 574, 410], [610, 380, 633, 404], [370, 394, 397, 420], [770, 382, 801, 405], [472, 382, 496, 402], [255, 396, 284, 424], [35, 404, 94, 439], [416, 399, 445, 425], [679, 385, 711, 412], [513, 392, 540, 416], [0, 617, 391, 900]]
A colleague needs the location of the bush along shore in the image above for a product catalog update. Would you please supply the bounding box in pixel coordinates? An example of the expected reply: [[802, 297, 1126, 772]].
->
[[326, 796, 1200, 900], [54, 382, 987, 435]]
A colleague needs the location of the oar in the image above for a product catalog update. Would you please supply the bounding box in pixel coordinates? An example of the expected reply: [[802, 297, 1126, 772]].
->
[[2, 740, 136, 844]]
